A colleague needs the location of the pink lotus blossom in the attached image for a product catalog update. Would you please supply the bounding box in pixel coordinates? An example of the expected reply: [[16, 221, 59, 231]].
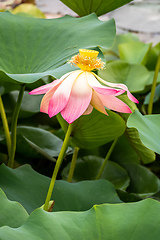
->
[[29, 49, 138, 123]]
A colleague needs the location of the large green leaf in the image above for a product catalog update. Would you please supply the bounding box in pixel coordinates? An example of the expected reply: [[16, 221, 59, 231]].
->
[[2, 90, 42, 118], [62, 156, 130, 190], [60, 0, 132, 17], [57, 109, 126, 149], [102, 33, 139, 62], [0, 164, 121, 214], [109, 33, 140, 56], [145, 43, 160, 71], [16, 126, 66, 159], [111, 134, 140, 165], [124, 163, 160, 197], [98, 61, 152, 93], [144, 84, 160, 104], [117, 189, 143, 203], [0, 188, 28, 228], [127, 110, 160, 155], [0, 81, 20, 95], [0, 12, 115, 83], [118, 41, 151, 65], [125, 127, 156, 164], [0, 126, 66, 160], [1, 199, 160, 239], [117, 98, 155, 164]]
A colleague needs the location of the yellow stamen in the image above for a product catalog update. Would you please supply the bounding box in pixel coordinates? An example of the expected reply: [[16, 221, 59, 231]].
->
[[79, 49, 99, 59], [69, 49, 105, 71]]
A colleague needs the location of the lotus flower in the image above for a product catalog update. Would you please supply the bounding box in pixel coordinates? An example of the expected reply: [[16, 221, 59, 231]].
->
[[29, 49, 138, 123]]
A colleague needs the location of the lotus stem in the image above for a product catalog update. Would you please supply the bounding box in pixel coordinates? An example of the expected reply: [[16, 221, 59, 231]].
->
[[8, 84, 25, 168], [0, 95, 11, 157], [96, 138, 118, 180], [148, 50, 160, 115], [43, 123, 73, 211], [67, 147, 79, 182]]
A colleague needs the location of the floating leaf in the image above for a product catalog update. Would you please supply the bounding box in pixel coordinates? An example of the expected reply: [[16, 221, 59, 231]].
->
[[0, 188, 28, 228], [62, 156, 130, 190], [1, 199, 160, 239], [0, 164, 121, 214]]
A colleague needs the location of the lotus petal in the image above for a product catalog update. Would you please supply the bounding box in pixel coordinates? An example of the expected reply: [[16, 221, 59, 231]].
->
[[61, 72, 92, 123], [98, 93, 132, 113], [48, 71, 82, 118]]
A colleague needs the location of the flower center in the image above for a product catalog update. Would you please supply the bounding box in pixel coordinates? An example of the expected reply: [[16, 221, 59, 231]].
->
[[69, 49, 105, 71]]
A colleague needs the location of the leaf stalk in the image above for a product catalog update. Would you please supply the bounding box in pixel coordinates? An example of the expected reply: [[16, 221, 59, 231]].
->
[[8, 84, 25, 168], [0, 95, 11, 156], [148, 50, 160, 115], [67, 147, 79, 182], [96, 138, 118, 180], [43, 123, 73, 211]]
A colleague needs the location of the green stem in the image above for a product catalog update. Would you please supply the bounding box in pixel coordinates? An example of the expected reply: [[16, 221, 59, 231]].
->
[[148, 51, 160, 115], [67, 147, 79, 182], [8, 84, 25, 168], [96, 138, 118, 180], [43, 123, 73, 211], [0, 95, 11, 156]]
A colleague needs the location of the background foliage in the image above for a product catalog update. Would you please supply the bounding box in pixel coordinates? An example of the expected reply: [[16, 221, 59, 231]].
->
[[0, 0, 160, 239]]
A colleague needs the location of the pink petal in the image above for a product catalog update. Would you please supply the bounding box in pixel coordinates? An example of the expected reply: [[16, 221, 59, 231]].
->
[[114, 89, 126, 96], [48, 70, 83, 118], [98, 93, 132, 113], [92, 86, 122, 96], [29, 79, 62, 95], [61, 72, 92, 123], [91, 90, 108, 115], [83, 104, 93, 115], [94, 73, 139, 103], [29, 71, 72, 95], [86, 72, 119, 95], [40, 82, 61, 114]]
